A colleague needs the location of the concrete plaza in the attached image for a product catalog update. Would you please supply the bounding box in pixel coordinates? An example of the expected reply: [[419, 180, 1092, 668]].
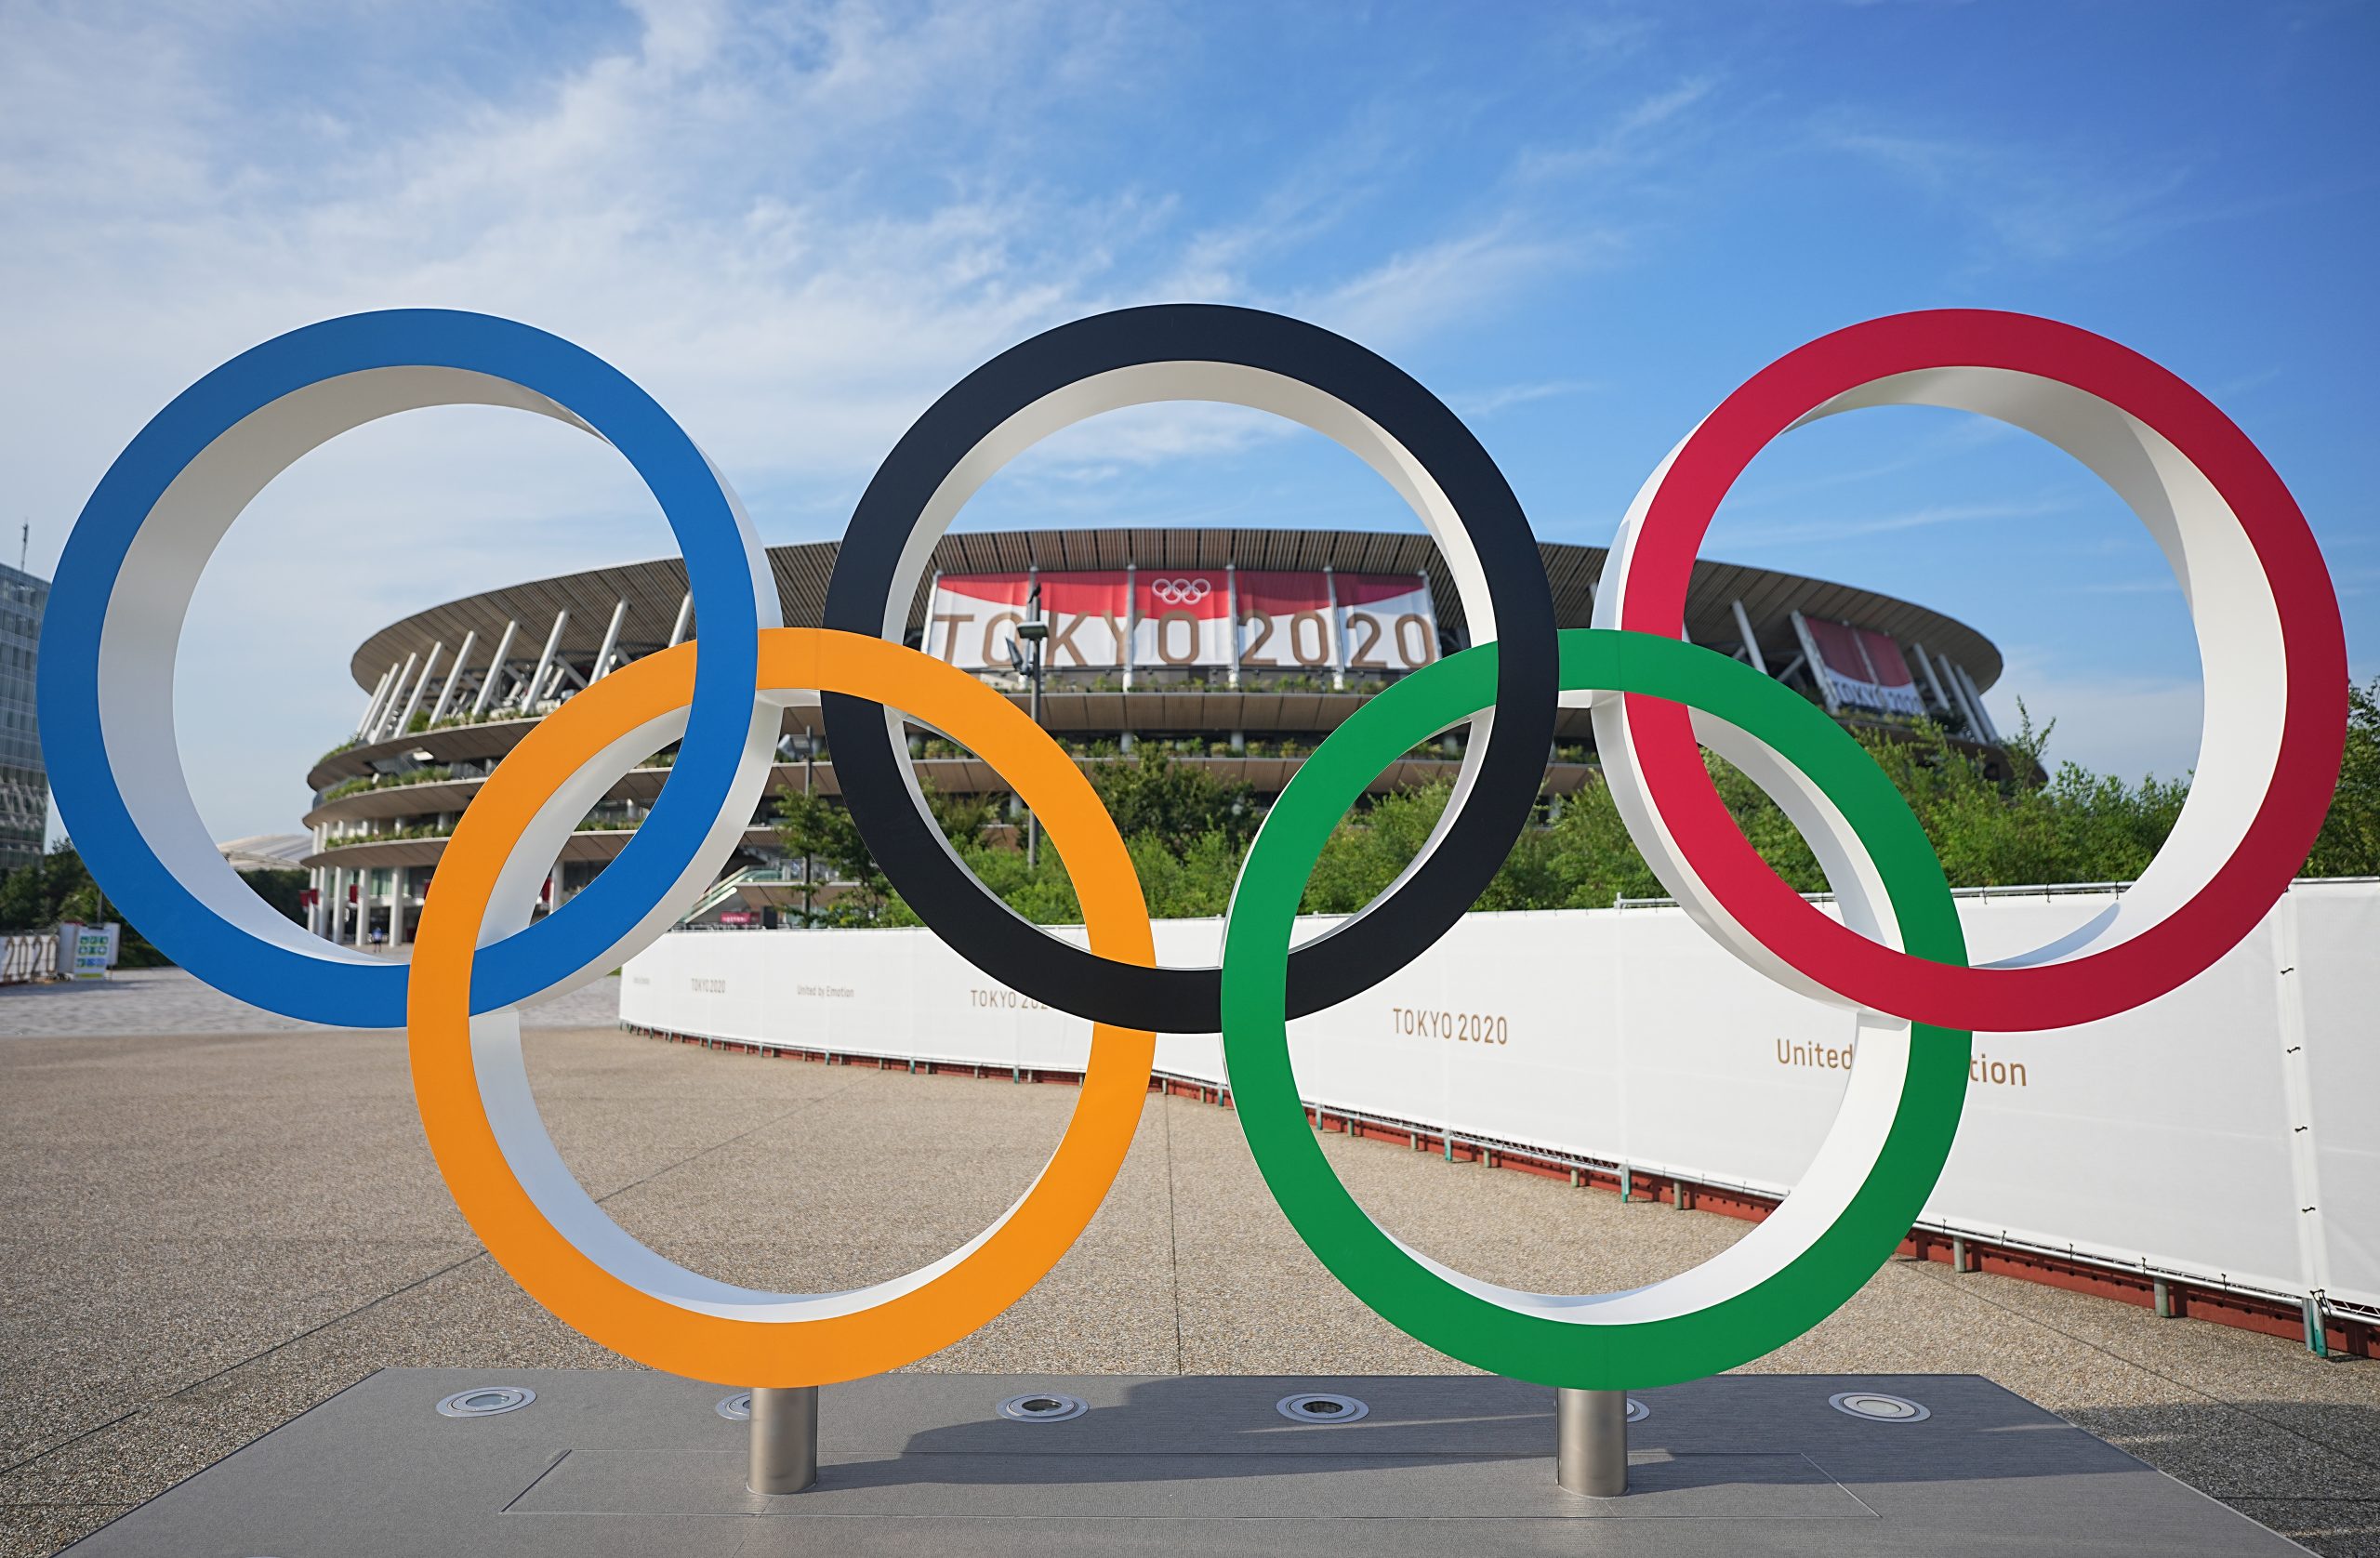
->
[[2, 971, 2374, 1554]]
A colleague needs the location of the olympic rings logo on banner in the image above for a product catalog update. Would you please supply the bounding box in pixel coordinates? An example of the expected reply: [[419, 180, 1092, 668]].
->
[[40, 304, 2346, 1391], [1148, 576, 1212, 604]]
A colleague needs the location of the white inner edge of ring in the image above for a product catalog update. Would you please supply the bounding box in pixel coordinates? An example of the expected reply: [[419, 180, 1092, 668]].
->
[[873, 361, 1504, 970], [467, 695, 1075, 1321], [1593, 365, 2283, 1007], [1363, 698, 1917, 1327], [99, 365, 780, 1015]]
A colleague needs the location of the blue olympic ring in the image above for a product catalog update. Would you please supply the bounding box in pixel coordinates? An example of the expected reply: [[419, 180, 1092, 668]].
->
[[39, 310, 773, 1027]]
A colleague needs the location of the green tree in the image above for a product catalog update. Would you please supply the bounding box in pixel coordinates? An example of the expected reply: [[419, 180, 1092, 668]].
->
[[773, 776, 1002, 925], [2305, 675, 2380, 877], [757, 684, 2377, 932], [1083, 751, 1255, 852], [242, 868, 311, 926], [0, 842, 176, 966]]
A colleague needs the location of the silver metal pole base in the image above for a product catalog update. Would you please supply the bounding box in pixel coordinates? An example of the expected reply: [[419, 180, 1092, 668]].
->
[[747, 1385, 818, 1495], [1556, 1386, 1627, 1497]]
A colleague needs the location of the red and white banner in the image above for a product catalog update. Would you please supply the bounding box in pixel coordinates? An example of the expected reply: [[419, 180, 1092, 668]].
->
[[1803, 615, 1925, 717], [1132, 571, 1234, 667], [1333, 573, 1439, 673], [923, 572, 1130, 670], [923, 570, 1438, 673]]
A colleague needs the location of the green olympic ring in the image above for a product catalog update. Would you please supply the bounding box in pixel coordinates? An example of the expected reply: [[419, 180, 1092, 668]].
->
[[1221, 628, 1972, 1389]]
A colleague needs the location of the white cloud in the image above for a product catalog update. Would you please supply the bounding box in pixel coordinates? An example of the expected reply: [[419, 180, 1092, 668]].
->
[[5, 1, 1643, 842], [1449, 377, 1601, 419]]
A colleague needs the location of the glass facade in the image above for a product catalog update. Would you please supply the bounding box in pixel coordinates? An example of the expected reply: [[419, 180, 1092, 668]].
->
[[0, 563, 49, 873]]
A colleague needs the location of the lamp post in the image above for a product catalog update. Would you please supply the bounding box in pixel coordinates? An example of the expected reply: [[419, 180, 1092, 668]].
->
[[1014, 582, 1050, 868], [801, 729, 814, 925]]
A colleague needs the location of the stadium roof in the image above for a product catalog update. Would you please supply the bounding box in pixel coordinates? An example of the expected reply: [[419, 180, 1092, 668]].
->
[[349, 529, 2003, 693]]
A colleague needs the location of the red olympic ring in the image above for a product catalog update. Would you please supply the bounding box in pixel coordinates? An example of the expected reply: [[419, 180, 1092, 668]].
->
[[1605, 310, 2347, 1033]]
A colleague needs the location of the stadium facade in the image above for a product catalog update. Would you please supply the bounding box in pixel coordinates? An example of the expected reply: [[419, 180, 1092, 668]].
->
[[0, 561, 50, 873], [298, 529, 2009, 946]]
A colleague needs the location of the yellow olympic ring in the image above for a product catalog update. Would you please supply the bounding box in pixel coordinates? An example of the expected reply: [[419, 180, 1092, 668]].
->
[[406, 629, 1154, 1385]]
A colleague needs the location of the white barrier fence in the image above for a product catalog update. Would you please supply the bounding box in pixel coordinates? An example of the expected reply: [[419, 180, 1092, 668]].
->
[[618, 878, 2380, 1320]]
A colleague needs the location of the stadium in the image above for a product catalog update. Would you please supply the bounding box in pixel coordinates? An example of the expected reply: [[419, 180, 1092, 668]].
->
[[298, 528, 2009, 946]]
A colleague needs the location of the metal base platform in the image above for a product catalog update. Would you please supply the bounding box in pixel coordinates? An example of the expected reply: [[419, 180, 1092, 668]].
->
[[63, 1368, 2302, 1555]]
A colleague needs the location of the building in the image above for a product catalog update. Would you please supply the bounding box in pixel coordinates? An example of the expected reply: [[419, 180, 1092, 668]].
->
[[0, 561, 50, 873], [216, 835, 313, 874], [297, 529, 2008, 946]]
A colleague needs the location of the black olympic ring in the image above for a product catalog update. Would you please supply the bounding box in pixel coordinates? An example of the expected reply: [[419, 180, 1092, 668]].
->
[[822, 303, 1558, 1034]]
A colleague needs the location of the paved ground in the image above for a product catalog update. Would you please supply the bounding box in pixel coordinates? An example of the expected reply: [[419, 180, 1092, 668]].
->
[[0, 965, 619, 1036], [1, 974, 2374, 1554]]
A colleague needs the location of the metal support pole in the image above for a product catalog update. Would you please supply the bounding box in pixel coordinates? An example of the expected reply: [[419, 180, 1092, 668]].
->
[[747, 1385, 818, 1494], [1225, 562, 1240, 690], [1556, 1388, 1627, 1497], [1119, 563, 1134, 693], [668, 590, 694, 648], [2305, 1293, 2331, 1358], [801, 739, 815, 925], [1324, 563, 1345, 692], [1022, 580, 1045, 869]]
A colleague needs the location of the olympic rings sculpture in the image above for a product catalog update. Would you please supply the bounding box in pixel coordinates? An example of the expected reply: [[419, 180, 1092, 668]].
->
[[41, 304, 2344, 1393]]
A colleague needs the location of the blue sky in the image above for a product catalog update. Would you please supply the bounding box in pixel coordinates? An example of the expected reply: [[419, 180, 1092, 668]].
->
[[4, 0, 2373, 841]]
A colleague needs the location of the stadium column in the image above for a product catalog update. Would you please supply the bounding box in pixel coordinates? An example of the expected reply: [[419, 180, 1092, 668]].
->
[[668, 592, 693, 648], [591, 598, 628, 681], [470, 620, 520, 718], [1908, 638, 1953, 714], [1788, 610, 1841, 714], [1952, 661, 2003, 746], [375, 652, 418, 742], [428, 630, 477, 725], [518, 609, 569, 712], [391, 642, 443, 738], [1937, 649, 1986, 742], [1225, 563, 1240, 691], [354, 665, 396, 739], [388, 868, 408, 950], [1730, 598, 1768, 676]]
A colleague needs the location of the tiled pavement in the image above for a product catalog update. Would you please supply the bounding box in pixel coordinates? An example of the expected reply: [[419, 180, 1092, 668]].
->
[[0, 983, 2373, 1554]]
